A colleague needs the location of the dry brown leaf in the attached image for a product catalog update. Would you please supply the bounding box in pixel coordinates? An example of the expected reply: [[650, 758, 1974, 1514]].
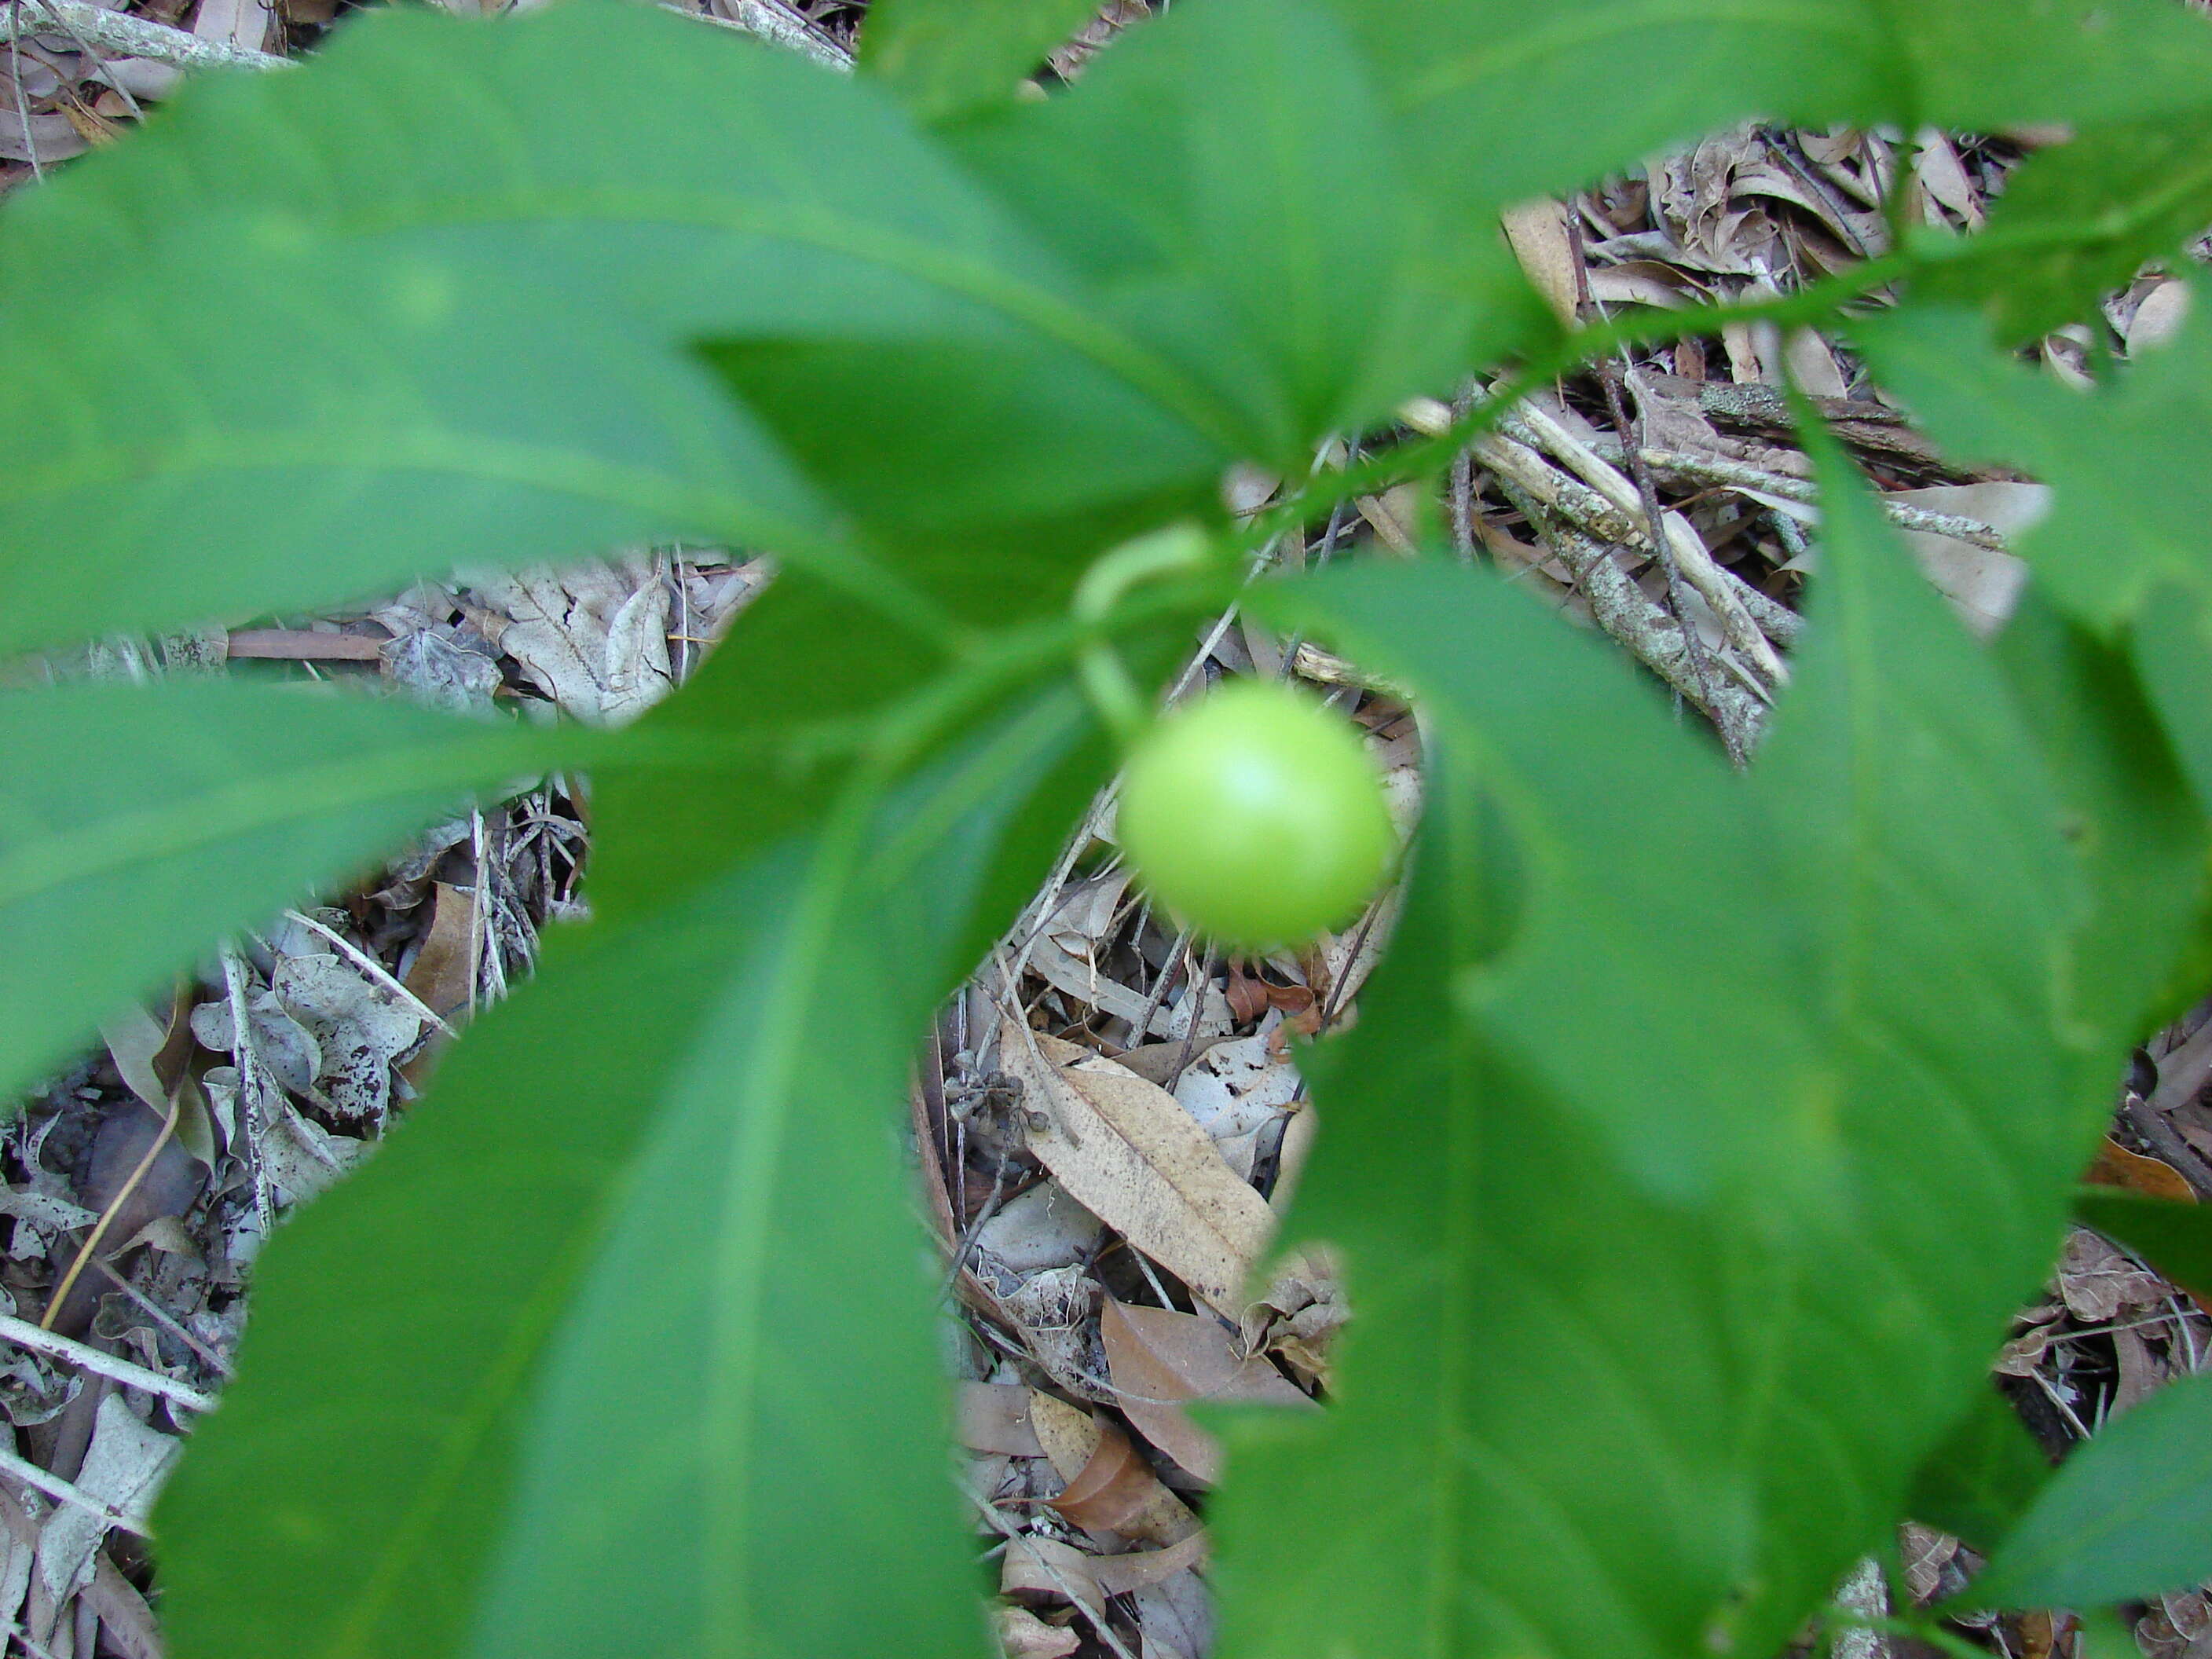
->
[[1027, 1391, 1199, 1544], [1028, 1388, 1102, 1482], [999, 1530, 1209, 1614], [1027, 935, 1177, 1038], [1239, 1246, 1350, 1389], [1888, 481, 2045, 638], [401, 881, 479, 1020], [1100, 1298, 1311, 1484], [2058, 1227, 2170, 1323], [994, 1604, 1081, 1659], [1501, 198, 1579, 324], [999, 1020, 1274, 1317], [958, 1381, 1045, 1458], [1108, 1040, 1226, 1089], [2086, 1136, 2198, 1204]]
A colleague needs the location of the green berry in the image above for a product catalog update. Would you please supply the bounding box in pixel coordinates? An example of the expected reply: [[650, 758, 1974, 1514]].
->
[[1117, 678, 1396, 950]]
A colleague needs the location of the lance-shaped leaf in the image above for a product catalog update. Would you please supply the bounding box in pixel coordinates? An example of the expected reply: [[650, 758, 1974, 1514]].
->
[[0, 0, 1237, 654], [1324, 0, 2212, 227], [859, 0, 1106, 123], [0, 680, 569, 1104], [1215, 438, 2085, 1659], [1906, 1388, 2054, 1555], [1971, 1369, 2212, 1607], [2074, 1190, 2212, 1307], [1854, 277, 2212, 632], [2129, 584, 2212, 816], [1912, 112, 2212, 346], [1991, 591, 2208, 1069], [153, 682, 1110, 1659], [945, 0, 1539, 464]]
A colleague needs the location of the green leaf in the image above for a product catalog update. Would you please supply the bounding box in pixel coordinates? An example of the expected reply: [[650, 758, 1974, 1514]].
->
[[0, 680, 567, 1104], [859, 0, 1105, 123], [12, 233, 828, 654], [1320, 0, 2212, 228], [1971, 1370, 2212, 1606], [1991, 589, 2209, 1067], [1914, 112, 2212, 346], [1906, 1388, 2053, 1555], [2074, 1190, 2212, 1305], [2130, 585, 2212, 816], [153, 683, 1108, 1659], [0, 0, 1236, 653], [1218, 439, 2085, 1659], [946, 0, 1544, 463], [1854, 276, 2212, 631]]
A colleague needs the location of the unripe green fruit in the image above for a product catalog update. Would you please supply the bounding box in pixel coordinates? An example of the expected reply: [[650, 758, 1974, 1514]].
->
[[1116, 678, 1396, 950]]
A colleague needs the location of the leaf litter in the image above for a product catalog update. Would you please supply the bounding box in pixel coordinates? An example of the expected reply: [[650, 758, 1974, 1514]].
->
[[8, 4, 2212, 1657]]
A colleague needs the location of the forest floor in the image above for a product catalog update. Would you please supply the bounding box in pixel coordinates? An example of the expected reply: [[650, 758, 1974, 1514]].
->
[[5, 2, 2212, 1657]]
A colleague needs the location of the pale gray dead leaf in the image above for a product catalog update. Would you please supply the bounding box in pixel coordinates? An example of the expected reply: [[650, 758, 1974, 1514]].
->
[[0, 111, 88, 165], [1914, 128, 1985, 227], [380, 627, 504, 714], [2130, 280, 2193, 354], [1172, 1029, 1300, 1181], [2059, 1227, 2170, 1323], [999, 1265, 1103, 1401], [1133, 1566, 1212, 1659], [463, 557, 672, 723], [957, 1382, 1045, 1458], [88, 56, 181, 98], [1000, 1530, 1208, 1614], [35, 1394, 178, 1602], [995, 1604, 1081, 1659], [0, 1353, 78, 1428], [98, 1007, 169, 1113], [189, 0, 274, 52], [191, 991, 320, 1097], [974, 1179, 1104, 1276], [258, 1101, 367, 1207], [270, 952, 424, 1119], [1028, 934, 1176, 1039], [1889, 481, 2047, 638], [0, 1510, 28, 1646]]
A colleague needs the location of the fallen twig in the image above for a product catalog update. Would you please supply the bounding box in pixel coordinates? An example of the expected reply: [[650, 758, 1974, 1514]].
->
[[0, 0, 848, 75], [1585, 436, 2011, 551], [1, 0, 283, 70], [0, 1314, 216, 1413]]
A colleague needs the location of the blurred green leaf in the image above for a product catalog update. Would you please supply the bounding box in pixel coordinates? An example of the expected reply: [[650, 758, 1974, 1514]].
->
[[1906, 1389, 2053, 1554], [859, 0, 1104, 122], [1855, 277, 2212, 631], [154, 683, 1108, 1659], [0, 0, 1236, 654], [2074, 1190, 2212, 1304], [1993, 590, 2208, 1066], [1218, 438, 2087, 1659], [0, 681, 566, 1104], [946, 0, 1544, 463], [1971, 1369, 2212, 1606], [2131, 586, 2212, 816], [1915, 112, 2212, 345], [1320, 0, 2212, 229]]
